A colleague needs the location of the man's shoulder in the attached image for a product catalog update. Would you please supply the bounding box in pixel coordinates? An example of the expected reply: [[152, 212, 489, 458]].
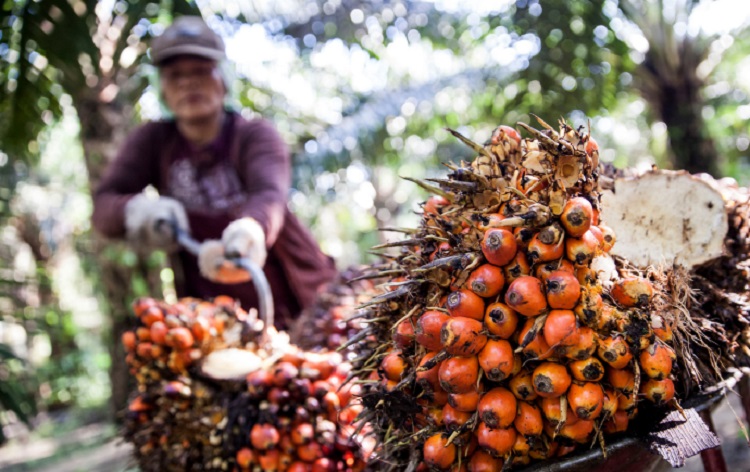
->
[[126, 118, 177, 142], [231, 113, 279, 136]]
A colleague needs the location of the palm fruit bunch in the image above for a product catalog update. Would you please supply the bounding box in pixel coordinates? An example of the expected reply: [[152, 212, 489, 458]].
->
[[121, 296, 367, 471], [350, 117, 681, 470]]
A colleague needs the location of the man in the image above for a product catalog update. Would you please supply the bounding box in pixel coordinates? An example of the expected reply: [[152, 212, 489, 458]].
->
[[92, 16, 337, 328]]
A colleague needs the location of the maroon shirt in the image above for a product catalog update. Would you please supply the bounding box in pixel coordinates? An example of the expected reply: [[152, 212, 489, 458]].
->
[[92, 112, 337, 329]]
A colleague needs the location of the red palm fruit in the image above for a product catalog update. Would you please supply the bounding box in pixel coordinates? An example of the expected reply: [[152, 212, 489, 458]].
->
[[598, 335, 633, 369], [149, 321, 168, 345], [532, 362, 572, 398], [394, 317, 416, 349], [468, 450, 504, 472], [287, 462, 309, 472], [466, 264, 505, 298], [484, 302, 518, 339], [597, 223, 616, 252], [165, 327, 194, 350], [503, 251, 531, 284], [136, 327, 151, 342], [297, 441, 322, 462], [546, 270, 581, 309], [569, 357, 604, 382], [639, 342, 675, 380], [446, 290, 485, 321], [518, 318, 552, 361], [448, 389, 481, 413], [439, 355, 480, 394], [476, 212, 505, 232], [423, 433, 456, 470], [476, 422, 517, 456], [132, 297, 157, 318], [478, 387, 517, 429], [567, 381, 604, 420], [543, 309, 579, 348], [122, 331, 136, 352], [416, 310, 450, 351], [291, 423, 314, 446], [588, 225, 604, 244], [140, 305, 165, 326], [514, 401, 543, 436], [429, 241, 452, 262], [190, 316, 211, 342], [135, 342, 153, 359], [611, 277, 654, 307], [477, 339, 514, 382], [560, 197, 593, 237], [512, 434, 531, 457], [247, 369, 274, 396], [559, 418, 595, 444], [491, 124, 522, 144], [236, 447, 254, 468], [481, 228, 518, 266], [602, 388, 618, 419], [565, 230, 599, 266], [514, 226, 535, 250], [443, 403, 473, 431], [380, 351, 408, 382], [441, 317, 488, 356], [608, 368, 635, 396], [424, 195, 449, 215], [604, 410, 629, 434], [539, 396, 574, 426], [565, 326, 597, 361], [535, 259, 575, 283], [416, 351, 443, 391], [273, 362, 299, 388], [505, 276, 548, 317], [509, 370, 538, 401], [250, 423, 280, 450], [641, 378, 675, 406], [527, 234, 565, 263], [312, 458, 335, 472]]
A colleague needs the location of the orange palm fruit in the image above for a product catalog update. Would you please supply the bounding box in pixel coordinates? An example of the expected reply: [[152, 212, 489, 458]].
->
[[416, 310, 450, 351], [439, 355, 480, 394], [416, 351, 443, 392], [574, 288, 603, 327], [597, 304, 619, 332], [532, 362, 572, 398], [466, 264, 505, 298], [480, 228, 518, 267], [441, 317, 488, 356], [546, 271, 581, 309], [535, 259, 575, 283], [423, 433, 456, 470], [424, 195, 450, 215], [539, 396, 574, 426], [597, 223, 616, 252], [518, 318, 552, 361], [611, 277, 654, 307], [514, 226, 535, 250], [560, 197, 593, 237], [140, 305, 165, 327], [236, 447, 254, 468], [559, 418, 595, 444], [477, 339, 515, 382], [503, 251, 531, 284], [475, 422, 517, 457], [537, 222, 565, 246], [505, 276, 548, 317], [512, 433, 531, 457], [641, 378, 675, 406], [291, 423, 314, 446], [601, 388, 618, 419], [604, 410, 629, 434], [165, 327, 194, 350], [565, 230, 599, 266], [446, 289, 486, 321], [448, 389, 482, 413], [598, 334, 633, 369], [478, 387, 517, 429], [135, 342, 153, 359], [565, 326, 597, 361], [250, 423, 280, 450], [380, 351, 408, 382], [618, 392, 637, 417], [393, 317, 416, 349], [607, 368, 635, 396], [509, 370, 538, 401], [443, 403, 473, 431], [651, 313, 674, 342], [568, 357, 605, 382], [122, 331, 137, 352], [567, 381, 604, 420], [484, 302, 518, 339], [258, 449, 281, 471], [588, 224, 604, 244], [514, 401, 543, 436], [639, 342, 675, 380], [468, 450, 504, 472], [527, 234, 564, 263], [543, 309, 579, 349]]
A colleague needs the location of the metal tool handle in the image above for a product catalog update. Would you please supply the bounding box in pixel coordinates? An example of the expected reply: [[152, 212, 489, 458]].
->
[[162, 218, 275, 347]]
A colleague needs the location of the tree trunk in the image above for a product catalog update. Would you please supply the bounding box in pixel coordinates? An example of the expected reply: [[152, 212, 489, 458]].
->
[[74, 90, 163, 420]]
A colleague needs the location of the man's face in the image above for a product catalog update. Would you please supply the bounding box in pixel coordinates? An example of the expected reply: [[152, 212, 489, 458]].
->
[[160, 56, 225, 122]]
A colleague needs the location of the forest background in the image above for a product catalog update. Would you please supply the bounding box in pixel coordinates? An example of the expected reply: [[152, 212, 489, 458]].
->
[[1, 0, 750, 468]]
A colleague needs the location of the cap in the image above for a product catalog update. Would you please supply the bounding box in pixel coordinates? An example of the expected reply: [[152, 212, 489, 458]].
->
[[151, 16, 226, 66]]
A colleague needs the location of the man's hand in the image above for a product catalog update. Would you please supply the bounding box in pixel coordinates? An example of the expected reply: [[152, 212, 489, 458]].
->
[[222, 217, 267, 268], [198, 239, 253, 284], [124, 194, 188, 250]]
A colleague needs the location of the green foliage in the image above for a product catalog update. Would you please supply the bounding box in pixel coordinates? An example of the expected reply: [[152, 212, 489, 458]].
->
[[0, 343, 37, 444]]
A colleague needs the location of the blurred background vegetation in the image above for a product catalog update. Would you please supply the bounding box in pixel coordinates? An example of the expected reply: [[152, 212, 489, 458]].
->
[[1, 0, 750, 467]]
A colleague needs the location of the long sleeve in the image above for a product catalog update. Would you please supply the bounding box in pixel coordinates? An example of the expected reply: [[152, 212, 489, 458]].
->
[[91, 123, 163, 238], [228, 118, 291, 248]]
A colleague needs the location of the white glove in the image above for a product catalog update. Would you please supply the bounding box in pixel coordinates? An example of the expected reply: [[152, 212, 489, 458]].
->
[[124, 194, 189, 250], [198, 239, 252, 284], [222, 217, 267, 268]]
